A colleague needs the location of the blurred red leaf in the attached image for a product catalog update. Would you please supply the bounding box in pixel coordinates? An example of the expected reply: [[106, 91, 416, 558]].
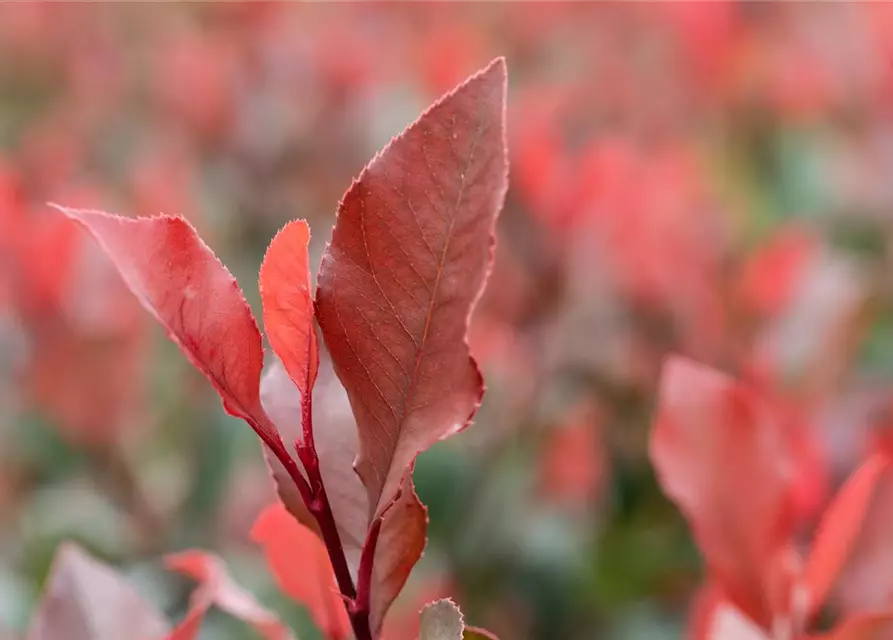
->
[[751, 249, 866, 398], [17, 213, 80, 315], [164, 550, 294, 640], [251, 503, 351, 640], [315, 57, 508, 519], [830, 461, 893, 616], [650, 356, 798, 628], [537, 401, 604, 510], [738, 226, 816, 318], [804, 452, 891, 620], [27, 543, 169, 640]]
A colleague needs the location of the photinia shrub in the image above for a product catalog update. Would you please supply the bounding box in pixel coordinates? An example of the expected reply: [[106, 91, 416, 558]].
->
[[650, 355, 893, 639], [34, 58, 507, 640]]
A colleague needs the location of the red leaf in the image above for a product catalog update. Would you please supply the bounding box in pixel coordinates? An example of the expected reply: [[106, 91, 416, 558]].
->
[[804, 453, 890, 620], [370, 474, 427, 633], [259, 220, 318, 398], [164, 550, 293, 640], [315, 58, 508, 518], [52, 207, 276, 441], [830, 461, 893, 616], [251, 503, 351, 640], [650, 356, 798, 627], [27, 543, 169, 640], [258, 219, 324, 531], [537, 401, 604, 510], [738, 226, 816, 318]]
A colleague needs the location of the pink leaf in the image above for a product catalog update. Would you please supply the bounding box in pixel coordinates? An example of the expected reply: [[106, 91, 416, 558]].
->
[[251, 503, 351, 640], [164, 550, 294, 640], [52, 207, 276, 441], [650, 356, 798, 627], [315, 57, 508, 518], [260, 358, 365, 572], [804, 452, 890, 620], [27, 543, 169, 640], [705, 603, 770, 640]]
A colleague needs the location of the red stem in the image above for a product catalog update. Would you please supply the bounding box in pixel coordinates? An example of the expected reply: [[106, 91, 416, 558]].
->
[[353, 516, 382, 631], [258, 398, 375, 640]]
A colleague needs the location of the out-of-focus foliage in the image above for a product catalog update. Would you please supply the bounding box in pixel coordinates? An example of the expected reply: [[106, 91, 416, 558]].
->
[[3, 3, 893, 638]]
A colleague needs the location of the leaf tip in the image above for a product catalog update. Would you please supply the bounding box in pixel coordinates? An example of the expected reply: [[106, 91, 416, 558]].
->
[[482, 56, 507, 80]]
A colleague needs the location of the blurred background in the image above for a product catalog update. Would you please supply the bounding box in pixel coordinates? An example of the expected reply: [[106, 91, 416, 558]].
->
[[2, 3, 893, 638]]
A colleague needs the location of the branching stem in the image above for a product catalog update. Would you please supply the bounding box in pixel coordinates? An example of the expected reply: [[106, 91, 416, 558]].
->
[[258, 397, 375, 640]]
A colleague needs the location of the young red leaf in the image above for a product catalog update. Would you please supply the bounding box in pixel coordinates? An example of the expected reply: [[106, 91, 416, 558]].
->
[[165, 550, 294, 640], [650, 356, 797, 628], [251, 503, 351, 640], [315, 57, 508, 518], [259, 219, 319, 398], [257, 218, 324, 536], [803, 452, 890, 620], [830, 463, 893, 615], [51, 206, 275, 441], [28, 543, 169, 640], [369, 474, 427, 634]]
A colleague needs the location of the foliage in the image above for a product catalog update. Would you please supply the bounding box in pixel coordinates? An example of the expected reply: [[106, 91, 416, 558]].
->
[[4, 4, 893, 640], [32, 61, 506, 639]]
